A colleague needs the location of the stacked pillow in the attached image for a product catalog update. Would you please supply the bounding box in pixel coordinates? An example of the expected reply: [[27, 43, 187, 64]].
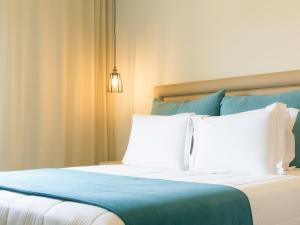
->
[[151, 90, 225, 116], [220, 91, 300, 167], [123, 90, 300, 175], [123, 90, 225, 170], [189, 103, 298, 174]]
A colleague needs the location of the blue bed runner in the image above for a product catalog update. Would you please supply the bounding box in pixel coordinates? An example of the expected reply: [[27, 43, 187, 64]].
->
[[0, 169, 253, 225]]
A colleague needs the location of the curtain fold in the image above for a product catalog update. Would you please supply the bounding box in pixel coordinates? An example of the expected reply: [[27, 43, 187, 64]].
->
[[0, 0, 114, 170], [94, 0, 116, 163]]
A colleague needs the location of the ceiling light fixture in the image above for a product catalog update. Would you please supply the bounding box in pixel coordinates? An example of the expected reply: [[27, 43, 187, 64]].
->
[[107, 0, 123, 93]]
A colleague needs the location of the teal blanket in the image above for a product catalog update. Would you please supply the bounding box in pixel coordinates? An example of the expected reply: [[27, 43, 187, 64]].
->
[[0, 169, 252, 225]]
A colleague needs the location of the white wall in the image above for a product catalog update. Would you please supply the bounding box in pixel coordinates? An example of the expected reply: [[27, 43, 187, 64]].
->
[[114, 0, 300, 159]]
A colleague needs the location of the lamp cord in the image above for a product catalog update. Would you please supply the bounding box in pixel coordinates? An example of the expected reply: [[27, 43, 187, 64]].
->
[[113, 0, 117, 69]]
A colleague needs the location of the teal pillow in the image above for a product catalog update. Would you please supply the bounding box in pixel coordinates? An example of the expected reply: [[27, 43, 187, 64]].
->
[[151, 90, 225, 116], [220, 90, 300, 167]]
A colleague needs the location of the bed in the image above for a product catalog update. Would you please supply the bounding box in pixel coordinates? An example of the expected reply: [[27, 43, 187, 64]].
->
[[1, 70, 300, 225]]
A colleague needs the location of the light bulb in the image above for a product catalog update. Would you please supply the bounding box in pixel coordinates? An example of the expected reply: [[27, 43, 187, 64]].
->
[[111, 75, 119, 89]]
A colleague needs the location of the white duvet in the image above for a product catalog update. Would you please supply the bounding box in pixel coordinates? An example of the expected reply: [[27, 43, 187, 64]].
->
[[1, 164, 300, 225]]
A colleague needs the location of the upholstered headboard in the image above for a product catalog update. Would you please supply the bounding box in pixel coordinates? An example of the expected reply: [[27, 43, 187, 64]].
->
[[154, 70, 300, 102]]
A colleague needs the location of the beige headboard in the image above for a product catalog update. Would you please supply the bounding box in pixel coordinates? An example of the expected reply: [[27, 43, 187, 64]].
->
[[154, 70, 300, 102]]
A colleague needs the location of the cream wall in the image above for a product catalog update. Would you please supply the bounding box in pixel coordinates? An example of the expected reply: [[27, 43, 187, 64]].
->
[[114, 0, 300, 159]]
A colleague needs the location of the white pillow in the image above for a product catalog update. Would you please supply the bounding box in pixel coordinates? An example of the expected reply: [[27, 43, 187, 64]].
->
[[283, 108, 299, 170], [122, 114, 193, 170], [189, 103, 286, 175], [258, 105, 299, 173], [272, 103, 288, 174]]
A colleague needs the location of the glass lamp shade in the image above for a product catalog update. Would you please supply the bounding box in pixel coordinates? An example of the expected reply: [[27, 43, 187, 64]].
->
[[107, 68, 123, 93]]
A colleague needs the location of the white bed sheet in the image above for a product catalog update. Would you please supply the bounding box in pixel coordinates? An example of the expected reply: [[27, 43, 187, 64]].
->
[[0, 164, 300, 225]]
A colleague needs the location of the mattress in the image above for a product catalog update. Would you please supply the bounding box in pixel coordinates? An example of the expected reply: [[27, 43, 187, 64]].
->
[[1, 164, 300, 225]]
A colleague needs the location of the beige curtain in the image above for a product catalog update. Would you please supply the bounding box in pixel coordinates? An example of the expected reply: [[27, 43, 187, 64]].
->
[[0, 0, 114, 170]]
